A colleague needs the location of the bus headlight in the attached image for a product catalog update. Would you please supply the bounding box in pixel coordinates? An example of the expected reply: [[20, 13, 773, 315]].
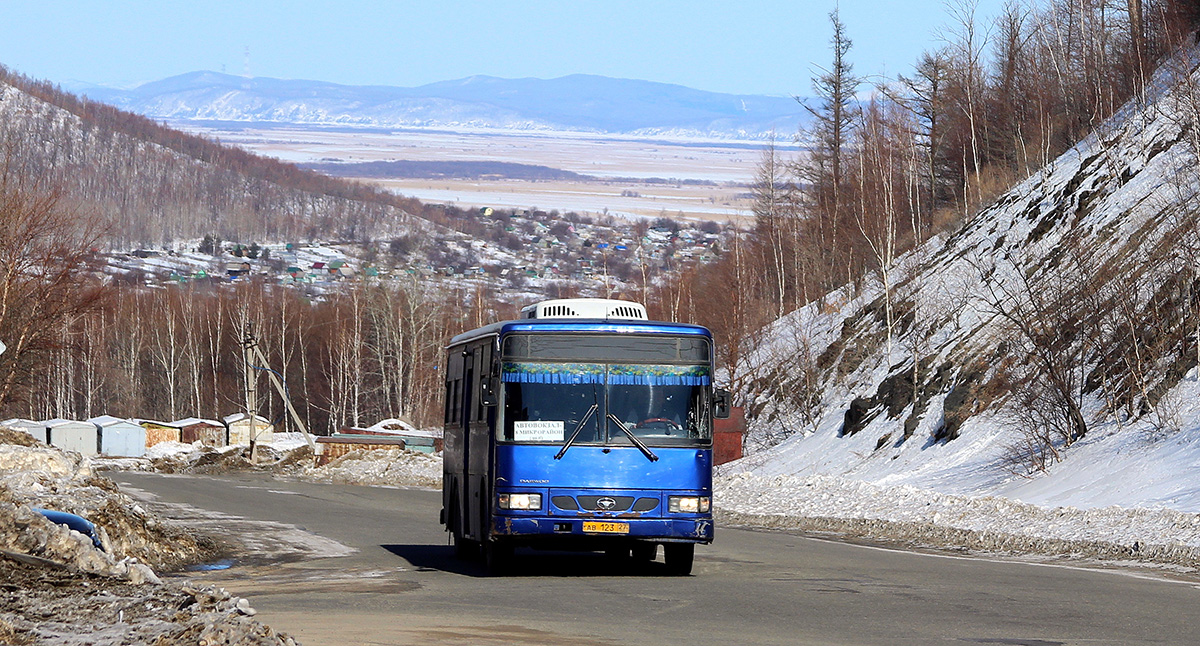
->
[[498, 493, 542, 510], [668, 496, 710, 513]]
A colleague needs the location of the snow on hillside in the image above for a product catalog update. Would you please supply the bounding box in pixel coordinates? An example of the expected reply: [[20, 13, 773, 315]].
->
[[77, 72, 807, 141], [718, 49, 1200, 567]]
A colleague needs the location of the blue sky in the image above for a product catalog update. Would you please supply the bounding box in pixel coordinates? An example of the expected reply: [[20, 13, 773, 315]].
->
[[1, 1, 1010, 96]]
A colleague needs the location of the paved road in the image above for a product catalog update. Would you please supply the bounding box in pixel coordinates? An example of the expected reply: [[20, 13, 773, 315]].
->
[[114, 472, 1200, 646]]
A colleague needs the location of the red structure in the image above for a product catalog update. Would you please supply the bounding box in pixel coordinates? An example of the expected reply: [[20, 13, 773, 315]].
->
[[713, 406, 746, 465]]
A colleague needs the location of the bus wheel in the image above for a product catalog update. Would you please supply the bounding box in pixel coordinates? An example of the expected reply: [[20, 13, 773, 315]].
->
[[452, 531, 478, 559], [632, 542, 657, 562], [483, 539, 513, 575], [663, 543, 694, 576]]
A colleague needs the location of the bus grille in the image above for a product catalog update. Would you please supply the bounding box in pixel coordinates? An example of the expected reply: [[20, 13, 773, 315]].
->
[[552, 495, 660, 512], [551, 496, 579, 510]]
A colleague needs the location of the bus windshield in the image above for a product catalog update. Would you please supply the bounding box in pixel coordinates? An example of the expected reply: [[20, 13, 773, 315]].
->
[[500, 361, 711, 446]]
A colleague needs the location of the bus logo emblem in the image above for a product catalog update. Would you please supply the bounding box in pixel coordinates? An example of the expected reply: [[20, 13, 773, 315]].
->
[[596, 497, 617, 510]]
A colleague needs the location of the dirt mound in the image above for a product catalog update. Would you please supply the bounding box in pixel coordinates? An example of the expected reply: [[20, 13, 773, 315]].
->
[[0, 426, 41, 448], [0, 429, 296, 644], [101, 438, 441, 488], [121, 443, 318, 477]]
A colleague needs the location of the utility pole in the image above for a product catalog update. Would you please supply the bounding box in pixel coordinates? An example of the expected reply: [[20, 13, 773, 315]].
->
[[242, 327, 259, 463], [241, 329, 317, 453]]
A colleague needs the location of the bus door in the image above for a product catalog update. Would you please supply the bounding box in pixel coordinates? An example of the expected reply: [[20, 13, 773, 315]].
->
[[463, 340, 497, 542], [443, 347, 465, 539], [460, 347, 480, 540]]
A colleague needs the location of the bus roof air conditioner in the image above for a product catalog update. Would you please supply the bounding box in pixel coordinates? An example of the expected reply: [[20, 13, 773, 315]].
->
[[520, 298, 648, 321]]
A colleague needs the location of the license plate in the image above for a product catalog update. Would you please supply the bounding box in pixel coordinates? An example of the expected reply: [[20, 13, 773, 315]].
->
[[582, 521, 630, 534]]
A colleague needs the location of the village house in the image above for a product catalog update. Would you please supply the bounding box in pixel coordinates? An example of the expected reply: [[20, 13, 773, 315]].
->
[[225, 261, 252, 278]]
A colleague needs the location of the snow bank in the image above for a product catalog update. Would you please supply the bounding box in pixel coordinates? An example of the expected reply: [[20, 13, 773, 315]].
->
[[716, 470, 1200, 570], [298, 448, 442, 488], [0, 427, 204, 580], [0, 426, 299, 645], [0, 555, 298, 646], [96, 431, 444, 490], [724, 47, 1200, 572]]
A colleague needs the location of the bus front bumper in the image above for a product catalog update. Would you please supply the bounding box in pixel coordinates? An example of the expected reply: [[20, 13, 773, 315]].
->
[[492, 515, 713, 543]]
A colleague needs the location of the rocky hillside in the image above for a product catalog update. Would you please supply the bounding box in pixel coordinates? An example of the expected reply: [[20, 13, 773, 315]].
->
[[735, 49, 1200, 511]]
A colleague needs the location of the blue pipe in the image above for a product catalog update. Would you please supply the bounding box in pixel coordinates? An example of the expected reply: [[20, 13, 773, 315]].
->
[[33, 508, 105, 551]]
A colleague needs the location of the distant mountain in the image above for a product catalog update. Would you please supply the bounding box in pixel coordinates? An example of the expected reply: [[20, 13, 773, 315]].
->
[[76, 72, 807, 140]]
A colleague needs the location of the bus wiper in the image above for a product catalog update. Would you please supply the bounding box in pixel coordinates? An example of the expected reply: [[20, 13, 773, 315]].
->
[[607, 414, 659, 462], [554, 404, 597, 460]]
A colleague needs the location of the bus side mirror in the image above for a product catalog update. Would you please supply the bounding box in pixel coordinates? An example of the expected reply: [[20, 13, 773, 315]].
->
[[481, 378, 499, 407], [713, 388, 731, 419]]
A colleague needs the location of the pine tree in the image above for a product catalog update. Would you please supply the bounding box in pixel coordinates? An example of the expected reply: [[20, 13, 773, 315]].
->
[[795, 8, 861, 290]]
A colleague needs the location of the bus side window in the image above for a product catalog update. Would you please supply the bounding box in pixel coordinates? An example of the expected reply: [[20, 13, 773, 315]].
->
[[473, 343, 485, 422], [475, 342, 496, 418], [445, 349, 465, 426], [451, 379, 462, 425], [446, 380, 454, 424]]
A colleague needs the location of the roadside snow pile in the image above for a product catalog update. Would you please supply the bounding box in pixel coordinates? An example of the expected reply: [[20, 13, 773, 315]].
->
[[297, 448, 442, 488], [99, 435, 442, 488], [100, 440, 316, 476], [716, 471, 1200, 569], [0, 429, 204, 574], [0, 426, 297, 645]]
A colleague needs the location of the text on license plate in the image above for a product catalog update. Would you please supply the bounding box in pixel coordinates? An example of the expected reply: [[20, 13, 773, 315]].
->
[[582, 521, 630, 534]]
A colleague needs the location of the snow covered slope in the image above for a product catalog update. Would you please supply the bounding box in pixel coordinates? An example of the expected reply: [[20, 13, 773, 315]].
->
[[727, 50, 1200, 520]]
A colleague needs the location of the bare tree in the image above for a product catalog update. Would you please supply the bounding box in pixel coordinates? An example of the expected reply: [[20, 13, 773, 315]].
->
[[975, 238, 1102, 470], [0, 166, 106, 410], [853, 97, 911, 352], [146, 289, 187, 420], [943, 0, 991, 219], [751, 133, 797, 317]]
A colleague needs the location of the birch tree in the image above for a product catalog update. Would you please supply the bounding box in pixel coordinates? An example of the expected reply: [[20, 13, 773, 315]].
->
[[751, 134, 797, 317]]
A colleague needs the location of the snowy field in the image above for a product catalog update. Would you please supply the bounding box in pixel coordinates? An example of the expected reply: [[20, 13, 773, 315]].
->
[[369, 178, 753, 221], [172, 123, 767, 221]]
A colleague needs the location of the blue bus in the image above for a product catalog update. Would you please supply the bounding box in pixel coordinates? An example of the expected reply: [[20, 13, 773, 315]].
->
[[440, 298, 730, 575]]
